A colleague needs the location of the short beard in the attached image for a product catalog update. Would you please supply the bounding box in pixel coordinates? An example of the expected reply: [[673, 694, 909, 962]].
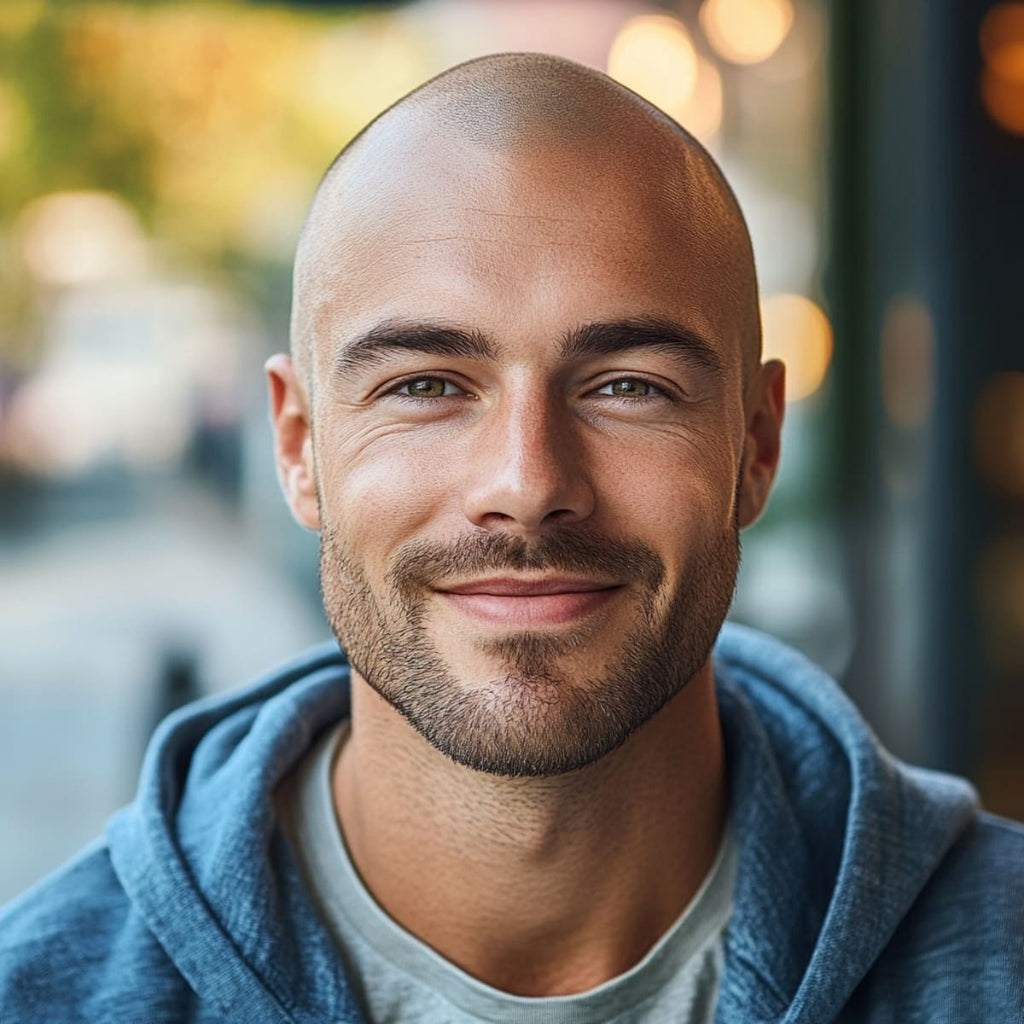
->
[[319, 522, 738, 778]]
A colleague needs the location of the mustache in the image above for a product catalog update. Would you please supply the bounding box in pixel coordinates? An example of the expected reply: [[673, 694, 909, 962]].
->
[[385, 529, 665, 597]]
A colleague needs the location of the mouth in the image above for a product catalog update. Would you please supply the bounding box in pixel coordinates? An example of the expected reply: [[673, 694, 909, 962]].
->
[[435, 577, 624, 627]]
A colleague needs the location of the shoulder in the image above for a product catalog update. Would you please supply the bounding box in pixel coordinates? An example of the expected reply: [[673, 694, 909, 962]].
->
[[913, 810, 1024, 920], [0, 842, 195, 1023], [853, 811, 1024, 1019], [946, 810, 1024, 875], [913, 810, 1024, 934], [0, 840, 135, 970]]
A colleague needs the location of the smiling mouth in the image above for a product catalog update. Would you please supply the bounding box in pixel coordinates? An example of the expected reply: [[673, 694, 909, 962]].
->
[[435, 577, 623, 627]]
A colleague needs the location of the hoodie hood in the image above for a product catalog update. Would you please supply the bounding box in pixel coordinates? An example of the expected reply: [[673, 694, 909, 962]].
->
[[105, 624, 978, 1023], [713, 625, 977, 1023], [107, 643, 356, 1024]]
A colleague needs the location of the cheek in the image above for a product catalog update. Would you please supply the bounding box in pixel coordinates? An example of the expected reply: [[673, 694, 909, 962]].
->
[[589, 431, 739, 588], [594, 429, 737, 526], [314, 426, 458, 552]]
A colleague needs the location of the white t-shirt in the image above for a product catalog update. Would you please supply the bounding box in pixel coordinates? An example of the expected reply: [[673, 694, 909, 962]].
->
[[277, 723, 736, 1024]]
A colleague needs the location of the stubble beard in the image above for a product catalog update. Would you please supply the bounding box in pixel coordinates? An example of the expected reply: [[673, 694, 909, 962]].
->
[[319, 521, 739, 778]]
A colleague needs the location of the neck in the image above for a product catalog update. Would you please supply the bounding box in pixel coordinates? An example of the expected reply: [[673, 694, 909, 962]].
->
[[333, 663, 726, 997]]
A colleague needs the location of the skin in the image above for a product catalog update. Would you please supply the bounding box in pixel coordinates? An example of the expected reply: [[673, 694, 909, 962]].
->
[[268, 55, 785, 997]]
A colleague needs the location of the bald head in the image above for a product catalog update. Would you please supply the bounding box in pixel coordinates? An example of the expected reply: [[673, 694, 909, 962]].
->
[[291, 53, 761, 391]]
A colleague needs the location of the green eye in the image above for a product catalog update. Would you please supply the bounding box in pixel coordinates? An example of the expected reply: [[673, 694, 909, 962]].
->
[[401, 378, 456, 398], [600, 379, 656, 397]]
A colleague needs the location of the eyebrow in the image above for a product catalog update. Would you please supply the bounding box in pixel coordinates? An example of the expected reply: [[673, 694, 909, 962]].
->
[[560, 317, 726, 380], [331, 320, 499, 379], [329, 315, 725, 382]]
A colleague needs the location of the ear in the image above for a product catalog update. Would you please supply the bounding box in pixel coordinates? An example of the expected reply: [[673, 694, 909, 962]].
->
[[737, 359, 786, 528], [265, 354, 320, 531]]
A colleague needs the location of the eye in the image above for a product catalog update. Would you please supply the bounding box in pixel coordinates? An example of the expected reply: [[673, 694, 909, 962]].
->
[[395, 377, 464, 399], [595, 378, 663, 399]]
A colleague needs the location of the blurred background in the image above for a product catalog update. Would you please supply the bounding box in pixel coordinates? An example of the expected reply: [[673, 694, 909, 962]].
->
[[1, 0, 1022, 902]]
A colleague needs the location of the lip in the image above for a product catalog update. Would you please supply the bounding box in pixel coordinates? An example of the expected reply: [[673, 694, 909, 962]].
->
[[438, 576, 619, 596], [436, 577, 622, 626]]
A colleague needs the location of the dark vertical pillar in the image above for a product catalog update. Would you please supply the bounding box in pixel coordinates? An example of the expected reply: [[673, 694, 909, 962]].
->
[[826, 0, 1024, 779]]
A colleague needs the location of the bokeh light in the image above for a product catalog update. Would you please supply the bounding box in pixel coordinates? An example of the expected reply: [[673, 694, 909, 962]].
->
[[980, 71, 1024, 135], [880, 295, 935, 430], [979, 3, 1024, 134], [750, 0, 822, 82], [699, 0, 794, 66], [980, 2, 1024, 69], [607, 14, 699, 122], [973, 372, 1024, 500], [976, 532, 1024, 672], [680, 57, 724, 143], [760, 292, 833, 401], [16, 192, 148, 288]]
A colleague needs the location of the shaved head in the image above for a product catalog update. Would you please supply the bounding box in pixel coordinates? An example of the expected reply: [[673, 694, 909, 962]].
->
[[269, 52, 786, 783], [290, 52, 761, 392]]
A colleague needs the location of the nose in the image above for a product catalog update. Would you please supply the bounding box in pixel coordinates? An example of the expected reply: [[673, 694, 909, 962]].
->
[[462, 389, 596, 535]]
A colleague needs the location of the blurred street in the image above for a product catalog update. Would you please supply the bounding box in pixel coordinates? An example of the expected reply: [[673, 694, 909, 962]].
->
[[0, 480, 327, 903]]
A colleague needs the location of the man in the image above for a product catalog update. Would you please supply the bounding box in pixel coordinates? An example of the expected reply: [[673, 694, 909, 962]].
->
[[1, 53, 1022, 1023]]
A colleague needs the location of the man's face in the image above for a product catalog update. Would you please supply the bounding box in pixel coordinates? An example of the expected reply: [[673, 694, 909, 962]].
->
[[295, 136, 754, 777]]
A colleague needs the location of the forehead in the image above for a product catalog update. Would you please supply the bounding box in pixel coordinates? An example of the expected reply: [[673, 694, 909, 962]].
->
[[301, 128, 748, 376]]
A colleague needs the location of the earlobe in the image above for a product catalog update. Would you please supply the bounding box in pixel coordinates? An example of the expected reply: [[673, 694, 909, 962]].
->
[[737, 359, 786, 528], [265, 354, 320, 531]]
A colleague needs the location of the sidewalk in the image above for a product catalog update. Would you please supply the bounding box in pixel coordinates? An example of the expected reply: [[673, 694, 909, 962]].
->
[[0, 483, 328, 903]]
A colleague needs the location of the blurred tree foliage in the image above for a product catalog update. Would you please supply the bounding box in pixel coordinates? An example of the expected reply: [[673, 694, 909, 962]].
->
[[0, 0, 431, 364]]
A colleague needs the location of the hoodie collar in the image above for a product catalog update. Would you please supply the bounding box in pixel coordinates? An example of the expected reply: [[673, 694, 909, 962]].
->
[[107, 627, 978, 1023]]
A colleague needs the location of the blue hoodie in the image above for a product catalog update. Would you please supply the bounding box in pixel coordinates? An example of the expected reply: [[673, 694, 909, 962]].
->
[[2, 624, 1022, 1022]]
